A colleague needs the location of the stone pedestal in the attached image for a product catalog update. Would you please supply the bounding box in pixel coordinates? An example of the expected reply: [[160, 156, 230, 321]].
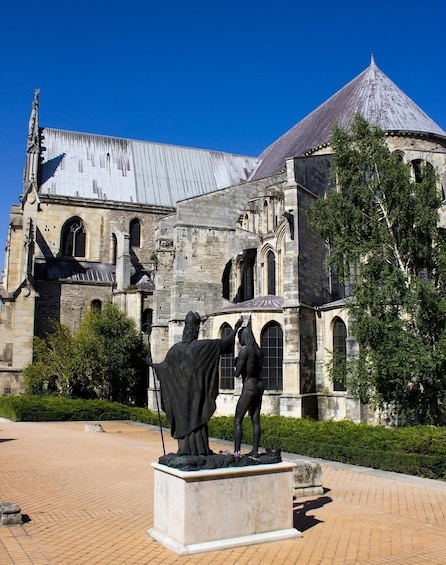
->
[[292, 459, 323, 497], [148, 461, 301, 555]]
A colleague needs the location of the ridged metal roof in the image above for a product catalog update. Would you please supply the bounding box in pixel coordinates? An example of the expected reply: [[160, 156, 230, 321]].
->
[[251, 57, 446, 180], [34, 259, 116, 283], [39, 129, 260, 207], [213, 295, 284, 314]]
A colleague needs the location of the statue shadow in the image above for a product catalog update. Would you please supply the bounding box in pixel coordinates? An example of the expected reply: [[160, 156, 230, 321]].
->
[[293, 491, 332, 532], [0, 438, 16, 444]]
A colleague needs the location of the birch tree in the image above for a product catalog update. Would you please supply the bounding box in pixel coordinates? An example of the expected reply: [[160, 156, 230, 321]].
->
[[308, 115, 446, 424]]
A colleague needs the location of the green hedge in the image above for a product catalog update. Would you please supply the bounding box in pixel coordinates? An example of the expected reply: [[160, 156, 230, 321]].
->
[[1, 396, 446, 480], [0, 396, 169, 428], [208, 415, 446, 480]]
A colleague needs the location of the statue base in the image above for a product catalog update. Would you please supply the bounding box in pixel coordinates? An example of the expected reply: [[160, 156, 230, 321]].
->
[[148, 461, 301, 555]]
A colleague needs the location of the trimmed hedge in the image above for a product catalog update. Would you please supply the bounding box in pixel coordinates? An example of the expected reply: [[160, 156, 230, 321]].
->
[[1, 396, 446, 480], [0, 396, 169, 428], [208, 415, 446, 481]]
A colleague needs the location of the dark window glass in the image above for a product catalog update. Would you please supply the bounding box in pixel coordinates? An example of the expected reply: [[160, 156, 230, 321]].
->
[[61, 217, 86, 258], [222, 260, 231, 300], [267, 251, 276, 295], [235, 249, 256, 303], [142, 309, 153, 335], [333, 318, 347, 391], [261, 322, 283, 391], [111, 233, 117, 265], [130, 219, 141, 248], [220, 324, 235, 389], [91, 300, 102, 312]]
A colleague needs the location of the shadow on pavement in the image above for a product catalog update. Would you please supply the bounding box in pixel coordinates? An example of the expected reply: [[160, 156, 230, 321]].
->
[[293, 494, 333, 532]]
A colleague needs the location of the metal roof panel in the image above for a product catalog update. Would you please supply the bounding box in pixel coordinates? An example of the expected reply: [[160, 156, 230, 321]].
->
[[40, 129, 260, 206]]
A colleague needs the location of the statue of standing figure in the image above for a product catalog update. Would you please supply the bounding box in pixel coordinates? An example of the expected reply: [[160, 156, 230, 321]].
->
[[147, 312, 242, 456], [233, 326, 265, 457]]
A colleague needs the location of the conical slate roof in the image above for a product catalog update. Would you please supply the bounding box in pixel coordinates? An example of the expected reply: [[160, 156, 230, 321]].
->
[[251, 57, 446, 180]]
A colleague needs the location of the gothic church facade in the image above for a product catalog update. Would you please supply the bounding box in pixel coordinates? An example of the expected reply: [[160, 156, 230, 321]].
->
[[2, 58, 446, 421]]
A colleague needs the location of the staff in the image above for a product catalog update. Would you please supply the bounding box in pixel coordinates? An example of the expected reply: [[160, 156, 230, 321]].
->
[[146, 354, 166, 456]]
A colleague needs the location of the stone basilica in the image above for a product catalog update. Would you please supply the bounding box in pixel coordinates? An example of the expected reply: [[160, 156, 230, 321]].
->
[[1, 57, 445, 422]]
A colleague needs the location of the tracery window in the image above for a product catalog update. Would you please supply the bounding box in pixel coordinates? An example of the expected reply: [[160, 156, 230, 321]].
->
[[61, 217, 86, 258], [130, 218, 141, 248], [333, 317, 347, 392], [261, 322, 283, 391], [220, 323, 235, 389]]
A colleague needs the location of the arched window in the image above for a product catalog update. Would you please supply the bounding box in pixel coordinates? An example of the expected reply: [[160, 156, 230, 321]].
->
[[141, 309, 153, 335], [91, 299, 102, 312], [61, 217, 86, 258], [261, 322, 283, 391], [267, 251, 276, 295], [333, 317, 347, 392], [235, 249, 256, 303], [263, 200, 269, 232], [129, 218, 141, 248], [411, 159, 434, 184], [220, 323, 235, 389], [222, 260, 231, 300], [111, 233, 117, 265]]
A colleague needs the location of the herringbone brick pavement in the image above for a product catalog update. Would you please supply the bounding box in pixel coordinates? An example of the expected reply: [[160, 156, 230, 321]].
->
[[1, 419, 446, 564]]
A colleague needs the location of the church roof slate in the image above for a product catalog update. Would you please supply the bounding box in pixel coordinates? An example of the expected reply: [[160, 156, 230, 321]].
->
[[251, 58, 446, 181], [39, 129, 260, 207]]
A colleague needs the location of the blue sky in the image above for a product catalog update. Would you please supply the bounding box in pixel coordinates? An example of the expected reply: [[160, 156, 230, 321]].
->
[[1, 0, 445, 271]]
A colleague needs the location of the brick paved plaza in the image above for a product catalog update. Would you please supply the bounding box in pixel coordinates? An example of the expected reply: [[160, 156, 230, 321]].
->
[[1, 418, 446, 564]]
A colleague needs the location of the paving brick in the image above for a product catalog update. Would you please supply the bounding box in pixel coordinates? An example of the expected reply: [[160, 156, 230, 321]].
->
[[1, 419, 446, 564]]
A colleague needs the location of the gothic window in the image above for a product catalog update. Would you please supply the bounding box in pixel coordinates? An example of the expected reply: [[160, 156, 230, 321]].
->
[[220, 323, 235, 389], [235, 249, 256, 303], [261, 322, 283, 391], [61, 217, 86, 258], [222, 260, 231, 300], [267, 251, 276, 295], [130, 218, 141, 248], [141, 309, 153, 335], [111, 233, 117, 265], [263, 200, 269, 232], [411, 159, 434, 184], [333, 317, 347, 392], [91, 299, 102, 312]]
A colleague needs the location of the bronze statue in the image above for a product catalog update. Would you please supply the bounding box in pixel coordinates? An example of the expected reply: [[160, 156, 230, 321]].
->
[[147, 312, 242, 456], [233, 326, 264, 457]]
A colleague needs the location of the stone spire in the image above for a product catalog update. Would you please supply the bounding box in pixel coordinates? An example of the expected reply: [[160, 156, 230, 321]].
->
[[22, 89, 41, 197]]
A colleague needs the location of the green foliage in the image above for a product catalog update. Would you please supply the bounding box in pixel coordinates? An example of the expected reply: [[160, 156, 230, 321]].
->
[[0, 396, 169, 427], [24, 302, 148, 406], [307, 115, 446, 424], [23, 324, 76, 396], [209, 415, 446, 480]]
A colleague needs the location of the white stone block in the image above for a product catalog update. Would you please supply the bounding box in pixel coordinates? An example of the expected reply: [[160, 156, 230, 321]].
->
[[149, 461, 301, 555]]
